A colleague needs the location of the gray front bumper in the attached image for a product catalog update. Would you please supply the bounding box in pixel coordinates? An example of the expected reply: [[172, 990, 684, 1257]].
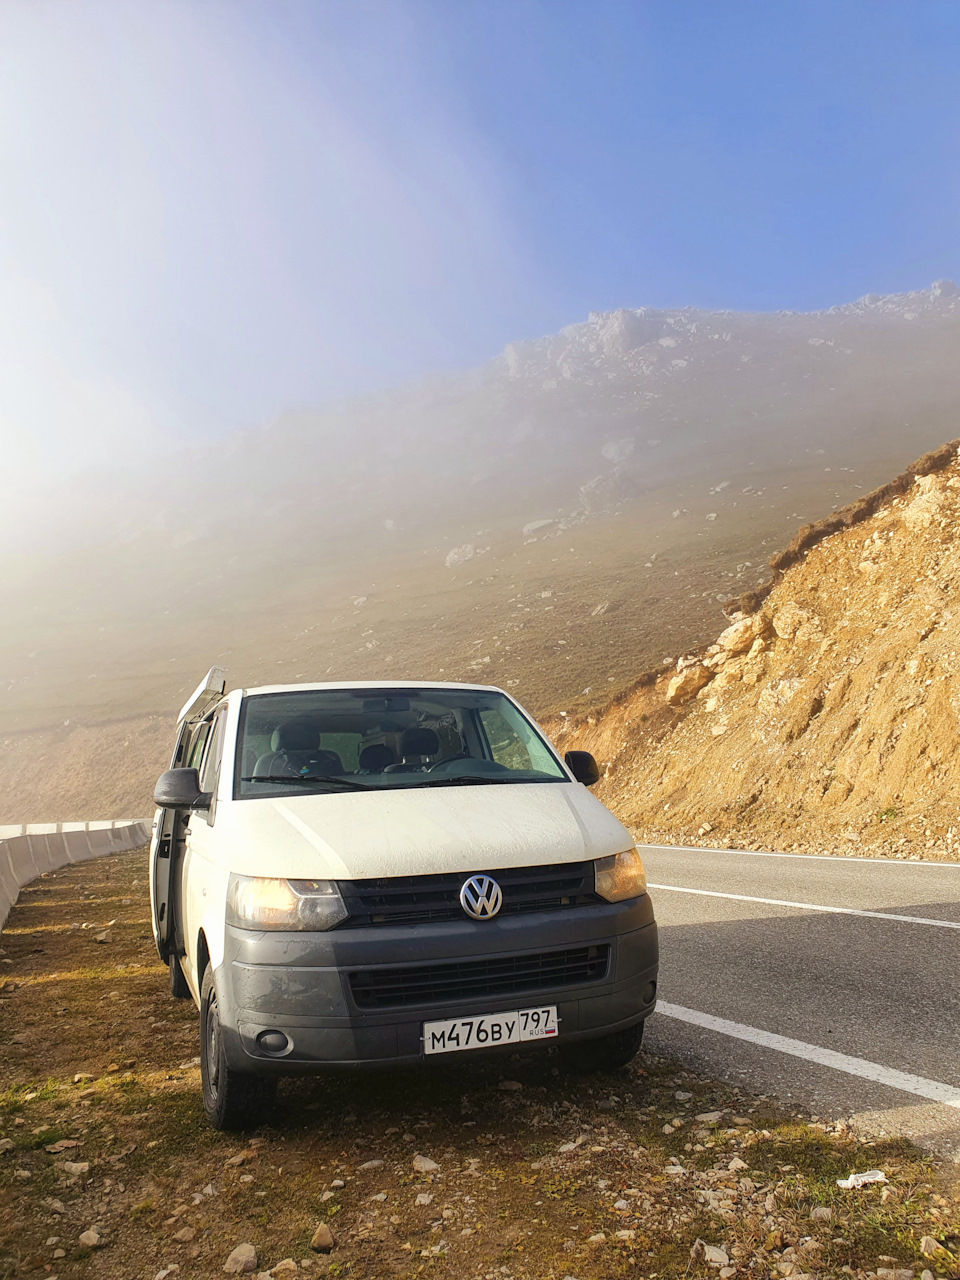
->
[[215, 896, 658, 1073]]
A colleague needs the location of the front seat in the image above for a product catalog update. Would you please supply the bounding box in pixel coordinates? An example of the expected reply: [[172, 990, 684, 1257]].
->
[[253, 718, 343, 778], [358, 743, 396, 773], [384, 727, 440, 772]]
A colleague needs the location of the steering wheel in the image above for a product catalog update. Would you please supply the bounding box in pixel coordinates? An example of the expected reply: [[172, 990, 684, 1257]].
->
[[425, 753, 473, 772]]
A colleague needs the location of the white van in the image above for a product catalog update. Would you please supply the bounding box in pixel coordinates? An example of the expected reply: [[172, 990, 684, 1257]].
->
[[149, 669, 658, 1129]]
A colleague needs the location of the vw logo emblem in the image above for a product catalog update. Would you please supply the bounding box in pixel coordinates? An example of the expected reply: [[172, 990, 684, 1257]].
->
[[459, 874, 503, 921]]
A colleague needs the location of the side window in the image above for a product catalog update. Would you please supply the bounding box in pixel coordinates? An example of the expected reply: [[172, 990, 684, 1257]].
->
[[171, 723, 191, 767], [478, 702, 564, 777], [479, 708, 533, 771], [199, 711, 227, 795], [186, 720, 213, 772]]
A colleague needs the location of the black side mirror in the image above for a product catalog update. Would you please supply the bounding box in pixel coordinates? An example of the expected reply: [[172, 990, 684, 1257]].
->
[[564, 750, 600, 786], [154, 767, 211, 810]]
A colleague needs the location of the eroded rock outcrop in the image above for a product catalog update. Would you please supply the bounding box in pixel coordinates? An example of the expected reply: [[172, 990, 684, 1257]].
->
[[552, 445, 960, 856]]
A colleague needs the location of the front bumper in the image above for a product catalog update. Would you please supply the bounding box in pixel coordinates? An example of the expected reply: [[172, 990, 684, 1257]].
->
[[215, 895, 659, 1073]]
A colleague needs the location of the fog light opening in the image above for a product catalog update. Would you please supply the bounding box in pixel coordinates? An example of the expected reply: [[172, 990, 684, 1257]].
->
[[256, 1029, 290, 1056]]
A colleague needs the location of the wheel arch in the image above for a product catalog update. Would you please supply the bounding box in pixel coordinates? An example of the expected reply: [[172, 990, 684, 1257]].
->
[[197, 929, 211, 981]]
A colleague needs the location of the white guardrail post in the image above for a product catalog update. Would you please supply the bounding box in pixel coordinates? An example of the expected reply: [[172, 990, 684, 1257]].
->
[[0, 819, 152, 932]]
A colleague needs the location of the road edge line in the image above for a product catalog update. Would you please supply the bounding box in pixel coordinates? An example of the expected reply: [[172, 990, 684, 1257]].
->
[[656, 1002, 960, 1109], [647, 883, 960, 930], [640, 843, 960, 868]]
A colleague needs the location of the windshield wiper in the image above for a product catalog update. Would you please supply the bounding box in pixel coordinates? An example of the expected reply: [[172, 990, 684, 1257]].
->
[[241, 775, 374, 791], [411, 774, 512, 788]]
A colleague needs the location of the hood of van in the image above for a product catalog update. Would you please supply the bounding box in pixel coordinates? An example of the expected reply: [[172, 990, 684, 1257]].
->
[[215, 782, 633, 881]]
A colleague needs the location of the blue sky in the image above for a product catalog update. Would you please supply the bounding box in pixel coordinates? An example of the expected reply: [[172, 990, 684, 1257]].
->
[[0, 0, 958, 483]]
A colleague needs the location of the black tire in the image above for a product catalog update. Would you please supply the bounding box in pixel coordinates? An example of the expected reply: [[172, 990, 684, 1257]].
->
[[199, 967, 276, 1131], [169, 953, 191, 999], [559, 1020, 645, 1075]]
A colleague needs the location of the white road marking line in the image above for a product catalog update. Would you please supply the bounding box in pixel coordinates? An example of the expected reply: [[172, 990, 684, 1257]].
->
[[641, 842, 960, 868], [647, 882, 960, 930], [657, 1002, 960, 1108]]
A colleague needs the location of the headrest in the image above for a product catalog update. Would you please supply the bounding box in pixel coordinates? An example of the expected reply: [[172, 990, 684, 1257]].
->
[[359, 744, 396, 771], [401, 728, 439, 757], [305, 749, 343, 776], [271, 718, 321, 752]]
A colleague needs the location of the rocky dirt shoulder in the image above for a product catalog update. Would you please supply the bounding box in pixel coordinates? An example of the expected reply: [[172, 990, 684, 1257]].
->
[[0, 851, 959, 1280]]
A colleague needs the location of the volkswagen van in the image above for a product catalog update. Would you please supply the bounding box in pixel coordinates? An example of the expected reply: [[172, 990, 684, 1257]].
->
[[150, 669, 658, 1129]]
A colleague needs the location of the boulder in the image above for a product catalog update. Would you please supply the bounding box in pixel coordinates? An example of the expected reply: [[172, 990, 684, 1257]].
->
[[772, 603, 813, 640], [444, 544, 475, 568], [758, 678, 803, 716], [666, 665, 712, 705], [741, 638, 771, 687], [715, 617, 756, 656], [579, 471, 631, 513], [598, 308, 665, 356], [710, 658, 747, 691], [903, 475, 945, 530]]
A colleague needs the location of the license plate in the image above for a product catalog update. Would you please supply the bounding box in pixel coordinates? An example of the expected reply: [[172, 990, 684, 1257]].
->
[[423, 1006, 558, 1055]]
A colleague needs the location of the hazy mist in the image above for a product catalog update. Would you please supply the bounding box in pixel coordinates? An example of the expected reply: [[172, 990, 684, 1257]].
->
[[0, 1, 533, 505], [4, 0, 959, 516]]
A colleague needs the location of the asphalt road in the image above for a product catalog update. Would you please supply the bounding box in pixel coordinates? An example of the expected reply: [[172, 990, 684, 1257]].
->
[[641, 844, 960, 1159]]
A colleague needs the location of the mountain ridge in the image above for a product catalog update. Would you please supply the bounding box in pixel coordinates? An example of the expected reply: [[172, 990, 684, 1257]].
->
[[1, 281, 959, 823]]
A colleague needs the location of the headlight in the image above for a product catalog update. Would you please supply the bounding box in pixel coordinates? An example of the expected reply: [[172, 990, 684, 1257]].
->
[[226, 874, 348, 931], [594, 848, 647, 902]]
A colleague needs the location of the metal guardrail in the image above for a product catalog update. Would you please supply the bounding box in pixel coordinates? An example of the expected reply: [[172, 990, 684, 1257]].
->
[[0, 819, 151, 931]]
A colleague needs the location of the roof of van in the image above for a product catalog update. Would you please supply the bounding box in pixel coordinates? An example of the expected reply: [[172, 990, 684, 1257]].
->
[[234, 679, 510, 698]]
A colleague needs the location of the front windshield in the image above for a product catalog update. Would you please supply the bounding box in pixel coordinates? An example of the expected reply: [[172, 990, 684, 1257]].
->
[[233, 687, 568, 799]]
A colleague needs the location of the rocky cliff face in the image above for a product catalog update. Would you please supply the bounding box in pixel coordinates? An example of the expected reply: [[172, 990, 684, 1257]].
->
[[553, 444, 960, 858]]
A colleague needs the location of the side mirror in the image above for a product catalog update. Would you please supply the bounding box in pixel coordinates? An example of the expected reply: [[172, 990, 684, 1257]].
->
[[154, 767, 211, 810], [564, 750, 600, 786]]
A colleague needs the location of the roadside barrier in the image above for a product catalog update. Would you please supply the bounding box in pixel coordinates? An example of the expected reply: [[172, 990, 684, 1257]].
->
[[0, 819, 151, 932]]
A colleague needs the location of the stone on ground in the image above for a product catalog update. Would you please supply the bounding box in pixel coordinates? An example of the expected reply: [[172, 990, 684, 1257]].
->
[[224, 1242, 258, 1273]]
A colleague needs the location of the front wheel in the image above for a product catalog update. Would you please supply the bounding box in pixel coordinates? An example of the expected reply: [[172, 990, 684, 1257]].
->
[[559, 1020, 645, 1075], [199, 967, 276, 1130]]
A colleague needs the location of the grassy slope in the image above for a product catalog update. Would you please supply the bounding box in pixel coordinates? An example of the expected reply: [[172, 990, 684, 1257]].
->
[[0, 454, 907, 824]]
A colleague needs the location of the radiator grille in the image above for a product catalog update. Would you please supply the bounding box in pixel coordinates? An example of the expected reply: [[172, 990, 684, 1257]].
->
[[349, 944, 610, 1010], [337, 861, 598, 928]]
